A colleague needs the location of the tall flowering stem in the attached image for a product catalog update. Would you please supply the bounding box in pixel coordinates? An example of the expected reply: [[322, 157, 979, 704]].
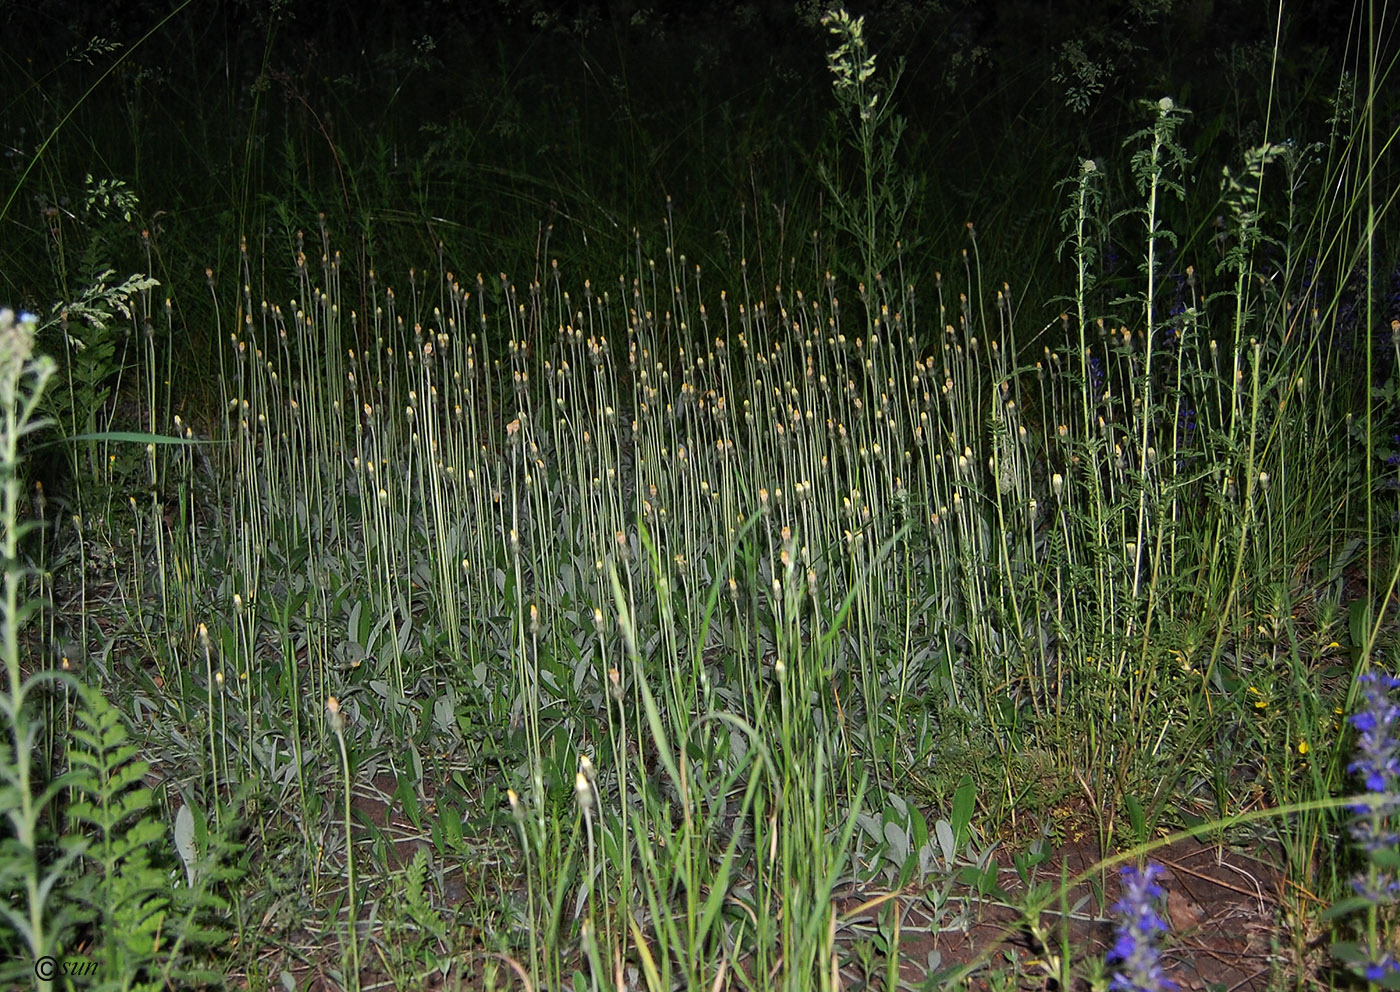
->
[[0, 309, 65, 992], [1108, 863, 1174, 992], [818, 6, 914, 304]]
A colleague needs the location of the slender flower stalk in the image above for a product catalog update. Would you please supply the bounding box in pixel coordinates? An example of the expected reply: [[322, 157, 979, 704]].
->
[[327, 696, 360, 992], [1108, 864, 1174, 992]]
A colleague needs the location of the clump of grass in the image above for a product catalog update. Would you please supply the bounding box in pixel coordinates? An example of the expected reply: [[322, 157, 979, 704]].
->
[[180, 95, 1389, 976]]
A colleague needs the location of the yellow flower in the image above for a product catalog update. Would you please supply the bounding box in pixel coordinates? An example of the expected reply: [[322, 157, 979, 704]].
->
[[1298, 741, 1310, 756]]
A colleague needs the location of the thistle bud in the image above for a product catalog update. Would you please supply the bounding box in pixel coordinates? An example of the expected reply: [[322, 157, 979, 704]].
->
[[574, 772, 594, 813], [327, 696, 345, 735]]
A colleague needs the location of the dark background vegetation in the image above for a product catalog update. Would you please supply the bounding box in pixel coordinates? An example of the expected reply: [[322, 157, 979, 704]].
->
[[0, 0, 1388, 396]]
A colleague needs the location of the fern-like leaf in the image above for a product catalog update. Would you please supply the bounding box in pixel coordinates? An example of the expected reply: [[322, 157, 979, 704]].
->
[[64, 683, 171, 992]]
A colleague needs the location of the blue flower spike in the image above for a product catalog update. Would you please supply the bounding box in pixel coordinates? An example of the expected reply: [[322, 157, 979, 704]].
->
[[1109, 863, 1175, 992], [1338, 671, 1400, 987], [1349, 672, 1400, 813]]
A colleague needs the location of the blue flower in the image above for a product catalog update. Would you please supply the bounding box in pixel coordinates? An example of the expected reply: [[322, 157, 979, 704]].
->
[[1108, 863, 1175, 992], [1089, 355, 1105, 390], [1337, 671, 1400, 982], [1365, 956, 1400, 981], [1347, 671, 1400, 819]]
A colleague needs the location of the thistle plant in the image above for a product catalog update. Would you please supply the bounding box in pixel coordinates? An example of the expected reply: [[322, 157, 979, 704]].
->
[[818, 7, 920, 302], [36, 237, 159, 505]]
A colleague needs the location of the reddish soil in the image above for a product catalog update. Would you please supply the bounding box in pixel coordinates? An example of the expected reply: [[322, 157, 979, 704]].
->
[[836, 834, 1290, 991]]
